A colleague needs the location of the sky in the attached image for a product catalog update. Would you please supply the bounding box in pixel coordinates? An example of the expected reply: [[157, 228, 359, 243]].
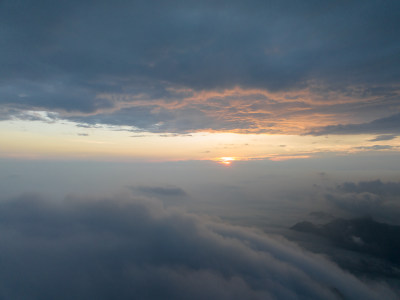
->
[[1, 0, 400, 161], [1, 1, 400, 299]]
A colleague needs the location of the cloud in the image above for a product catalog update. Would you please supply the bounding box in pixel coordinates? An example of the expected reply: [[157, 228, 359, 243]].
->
[[1, 1, 400, 133], [1, 109, 59, 123], [337, 180, 400, 197], [368, 135, 397, 142], [354, 145, 395, 151], [326, 180, 400, 224], [130, 185, 187, 197], [65, 86, 400, 134], [0, 192, 395, 299], [309, 113, 400, 136]]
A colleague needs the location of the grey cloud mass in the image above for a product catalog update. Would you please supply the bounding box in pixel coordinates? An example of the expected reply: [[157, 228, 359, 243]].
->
[[1, 0, 400, 133], [309, 113, 400, 136], [337, 180, 400, 196], [368, 135, 398, 142], [354, 145, 395, 151], [326, 180, 400, 225], [130, 185, 188, 197], [0, 193, 396, 299]]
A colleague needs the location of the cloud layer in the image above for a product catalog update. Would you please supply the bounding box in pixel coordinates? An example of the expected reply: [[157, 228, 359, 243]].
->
[[1, 0, 400, 134], [0, 192, 397, 299]]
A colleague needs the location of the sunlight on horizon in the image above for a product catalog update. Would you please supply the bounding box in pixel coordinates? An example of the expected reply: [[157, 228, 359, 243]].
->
[[0, 118, 399, 162], [217, 157, 236, 166]]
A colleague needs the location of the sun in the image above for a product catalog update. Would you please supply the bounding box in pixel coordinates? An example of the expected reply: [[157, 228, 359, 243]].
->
[[217, 157, 235, 166]]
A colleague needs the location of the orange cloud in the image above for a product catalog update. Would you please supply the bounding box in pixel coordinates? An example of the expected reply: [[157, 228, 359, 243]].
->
[[55, 84, 400, 135]]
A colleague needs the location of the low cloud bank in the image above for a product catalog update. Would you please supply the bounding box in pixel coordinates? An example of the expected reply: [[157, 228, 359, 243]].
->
[[326, 180, 400, 224], [0, 193, 396, 299]]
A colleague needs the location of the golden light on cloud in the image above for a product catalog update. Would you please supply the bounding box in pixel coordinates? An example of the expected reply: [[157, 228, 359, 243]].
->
[[94, 86, 369, 135]]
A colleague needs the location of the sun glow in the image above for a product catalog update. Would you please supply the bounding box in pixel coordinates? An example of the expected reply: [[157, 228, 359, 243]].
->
[[218, 157, 236, 166]]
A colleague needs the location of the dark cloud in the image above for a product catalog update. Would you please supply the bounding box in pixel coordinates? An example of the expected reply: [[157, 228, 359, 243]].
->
[[0, 193, 395, 299], [326, 180, 400, 224], [1, 108, 59, 123], [130, 185, 187, 197], [291, 216, 400, 279], [368, 135, 398, 142], [309, 113, 400, 136], [1, 0, 399, 133], [354, 145, 395, 151], [69, 104, 261, 133], [337, 180, 400, 196]]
